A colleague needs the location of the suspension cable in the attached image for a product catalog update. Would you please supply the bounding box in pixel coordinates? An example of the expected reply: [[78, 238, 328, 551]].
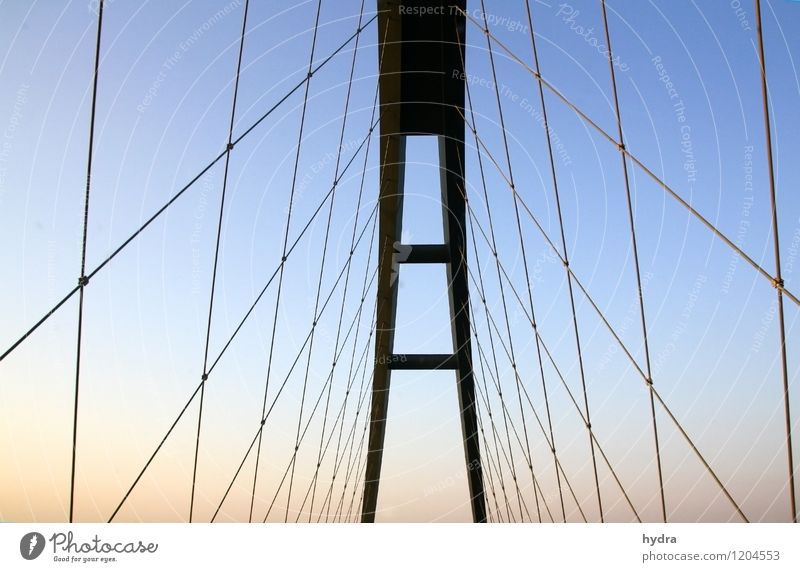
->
[[461, 108, 747, 522], [209, 213, 378, 521], [302, 0, 368, 521], [0, 14, 377, 366], [107, 127, 378, 523], [454, 7, 799, 309], [252, 0, 325, 523], [598, 0, 666, 522], [189, 0, 251, 523], [754, 0, 797, 524], [69, 0, 104, 523]]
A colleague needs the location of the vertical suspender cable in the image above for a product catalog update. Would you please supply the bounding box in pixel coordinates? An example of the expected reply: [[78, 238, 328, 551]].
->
[[249, 0, 324, 523], [70, 0, 104, 523], [189, 0, 251, 523], [599, 0, 666, 522], [754, 0, 797, 523]]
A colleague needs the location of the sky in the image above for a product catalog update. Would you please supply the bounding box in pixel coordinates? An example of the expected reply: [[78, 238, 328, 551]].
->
[[1, 0, 799, 523]]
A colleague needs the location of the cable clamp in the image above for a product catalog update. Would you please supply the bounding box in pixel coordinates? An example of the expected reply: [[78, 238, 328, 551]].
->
[[772, 277, 784, 290], [201, 373, 208, 381], [227, 142, 234, 151], [78, 275, 90, 287]]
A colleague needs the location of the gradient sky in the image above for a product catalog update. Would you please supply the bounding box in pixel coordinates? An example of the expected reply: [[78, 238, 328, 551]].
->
[[1, 0, 799, 523]]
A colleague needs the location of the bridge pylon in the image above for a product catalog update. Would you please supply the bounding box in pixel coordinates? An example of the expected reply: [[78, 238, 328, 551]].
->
[[361, 0, 487, 523]]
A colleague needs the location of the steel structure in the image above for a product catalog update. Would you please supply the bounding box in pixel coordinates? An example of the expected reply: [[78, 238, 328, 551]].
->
[[1, 0, 798, 525], [361, 0, 487, 523]]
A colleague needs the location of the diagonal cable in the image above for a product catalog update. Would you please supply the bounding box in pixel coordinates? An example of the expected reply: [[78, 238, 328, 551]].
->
[[454, 7, 799, 309], [461, 106, 747, 522], [0, 14, 377, 366], [291, 0, 369, 522], [252, 0, 325, 523], [106, 128, 378, 523], [189, 0, 251, 523], [206, 114, 381, 377], [208, 210, 378, 522]]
